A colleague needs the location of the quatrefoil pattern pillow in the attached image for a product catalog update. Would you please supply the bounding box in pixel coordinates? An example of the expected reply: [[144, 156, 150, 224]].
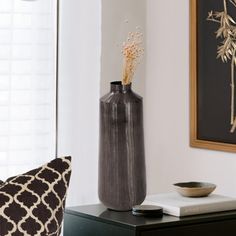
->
[[0, 156, 72, 236]]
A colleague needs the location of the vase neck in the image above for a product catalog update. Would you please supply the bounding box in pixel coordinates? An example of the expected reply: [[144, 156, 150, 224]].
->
[[110, 81, 132, 92]]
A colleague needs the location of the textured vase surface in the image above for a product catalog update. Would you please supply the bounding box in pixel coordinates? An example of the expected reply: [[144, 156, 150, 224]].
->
[[98, 81, 146, 211]]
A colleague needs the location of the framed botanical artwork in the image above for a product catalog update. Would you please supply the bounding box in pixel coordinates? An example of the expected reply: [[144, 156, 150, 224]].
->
[[190, 0, 236, 152]]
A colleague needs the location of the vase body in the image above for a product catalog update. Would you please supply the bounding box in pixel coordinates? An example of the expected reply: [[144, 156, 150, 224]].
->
[[98, 81, 146, 211]]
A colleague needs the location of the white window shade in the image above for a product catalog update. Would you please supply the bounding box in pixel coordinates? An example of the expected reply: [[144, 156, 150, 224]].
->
[[0, 0, 57, 180]]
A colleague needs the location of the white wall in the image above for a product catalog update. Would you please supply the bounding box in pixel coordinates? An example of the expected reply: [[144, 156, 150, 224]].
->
[[145, 0, 236, 197], [58, 0, 236, 207], [58, 0, 101, 206]]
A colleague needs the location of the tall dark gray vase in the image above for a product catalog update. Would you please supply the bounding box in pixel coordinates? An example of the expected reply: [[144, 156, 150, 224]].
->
[[98, 81, 146, 211]]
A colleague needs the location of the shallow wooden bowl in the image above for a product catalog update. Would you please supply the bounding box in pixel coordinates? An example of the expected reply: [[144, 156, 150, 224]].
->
[[173, 182, 216, 197]]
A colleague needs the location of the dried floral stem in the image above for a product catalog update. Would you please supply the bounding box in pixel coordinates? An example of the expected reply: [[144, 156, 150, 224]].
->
[[121, 30, 144, 85]]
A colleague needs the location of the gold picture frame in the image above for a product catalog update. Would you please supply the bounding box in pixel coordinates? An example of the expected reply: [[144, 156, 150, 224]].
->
[[190, 0, 236, 152]]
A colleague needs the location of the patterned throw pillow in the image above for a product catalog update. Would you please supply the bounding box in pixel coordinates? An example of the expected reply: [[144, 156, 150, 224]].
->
[[0, 156, 72, 236]]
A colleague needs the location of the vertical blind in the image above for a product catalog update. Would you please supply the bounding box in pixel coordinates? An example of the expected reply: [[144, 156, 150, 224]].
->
[[0, 0, 57, 180]]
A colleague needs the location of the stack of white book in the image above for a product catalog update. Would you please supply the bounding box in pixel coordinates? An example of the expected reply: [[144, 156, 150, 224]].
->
[[144, 193, 236, 217]]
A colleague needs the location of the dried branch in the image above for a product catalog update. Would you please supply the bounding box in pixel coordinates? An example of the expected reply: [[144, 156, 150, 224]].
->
[[230, 0, 236, 8]]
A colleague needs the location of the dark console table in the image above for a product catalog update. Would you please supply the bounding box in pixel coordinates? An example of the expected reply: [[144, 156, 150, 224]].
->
[[64, 204, 236, 236]]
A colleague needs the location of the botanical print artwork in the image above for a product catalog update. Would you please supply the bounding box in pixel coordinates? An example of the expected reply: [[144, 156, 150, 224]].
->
[[207, 0, 236, 133]]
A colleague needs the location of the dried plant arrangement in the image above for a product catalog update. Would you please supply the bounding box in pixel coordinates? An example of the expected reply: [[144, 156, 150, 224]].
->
[[121, 30, 144, 85], [207, 0, 236, 133]]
